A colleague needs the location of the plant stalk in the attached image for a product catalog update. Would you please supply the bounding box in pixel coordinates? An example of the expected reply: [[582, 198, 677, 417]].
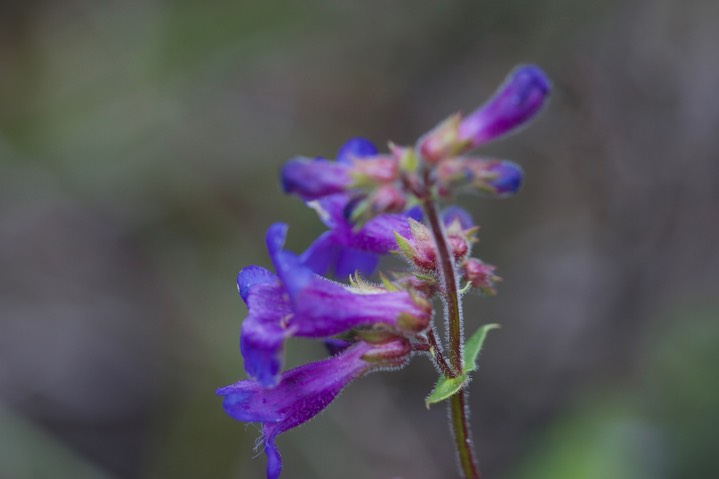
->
[[421, 197, 480, 479]]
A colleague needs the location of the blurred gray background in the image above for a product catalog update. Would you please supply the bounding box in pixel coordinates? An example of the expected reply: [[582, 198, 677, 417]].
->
[[1, 1, 718, 478]]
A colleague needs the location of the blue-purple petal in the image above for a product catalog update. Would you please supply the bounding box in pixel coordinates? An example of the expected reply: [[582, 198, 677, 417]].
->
[[352, 213, 413, 254], [336, 137, 378, 164], [334, 248, 379, 278], [239, 281, 293, 386], [264, 438, 282, 479], [459, 64, 551, 147], [441, 206, 474, 229], [237, 266, 277, 303], [299, 231, 339, 276], [323, 338, 353, 356], [266, 223, 313, 300], [281, 157, 352, 200], [488, 161, 523, 196]]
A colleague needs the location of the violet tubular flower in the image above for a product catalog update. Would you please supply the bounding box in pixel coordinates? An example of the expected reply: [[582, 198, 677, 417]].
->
[[420, 64, 551, 163], [458, 64, 551, 148], [294, 137, 423, 278], [220, 63, 551, 479], [281, 137, 399, 202], [437, 157, 524, 198], [300, 192, 423, 278], [239, 223, 430, 386], [218, 337, 411, 479]]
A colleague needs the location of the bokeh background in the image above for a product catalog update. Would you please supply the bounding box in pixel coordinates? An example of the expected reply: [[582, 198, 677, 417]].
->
[[2, 1, 718, 478]]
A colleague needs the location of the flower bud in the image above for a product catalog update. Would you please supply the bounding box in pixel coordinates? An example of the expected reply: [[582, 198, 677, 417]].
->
[[438, 157, 523, 198], [458, 64, 551, 149], [462, 258, 501, 295], [359, 336, 412, 367]]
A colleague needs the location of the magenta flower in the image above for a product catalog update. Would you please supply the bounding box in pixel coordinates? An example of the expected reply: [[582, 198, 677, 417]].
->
[[238, 223, 430, 386], [218, 338, 411, 479]]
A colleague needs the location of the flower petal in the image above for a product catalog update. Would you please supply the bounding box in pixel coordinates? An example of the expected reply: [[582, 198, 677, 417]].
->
[[264, 437, 282, 479], [281, 157, 352, 200], [239, 281, 293, 387], [237, 266, 277, 304], [459, 65, 551, 148], [218, 339, 409, 478], [350, 213, 414, 254], [486, 160, 523, 197], [334, 248, 379, 278], [336, 137, 378, 164], [299, 231, 339, 276], [441, 206, 474, 230]]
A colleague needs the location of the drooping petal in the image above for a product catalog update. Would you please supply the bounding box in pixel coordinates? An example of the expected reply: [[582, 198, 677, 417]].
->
[[266, 223, 313, 299], [239, 281, 293, 387], [458, 65, 551, 148], [237, 265, 277, 304], [264, 437, 282, 479], [218, 339, 411, 479]]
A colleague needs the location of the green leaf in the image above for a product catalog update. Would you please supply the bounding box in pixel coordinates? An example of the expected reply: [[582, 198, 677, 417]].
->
[[425, 373, 468, 409], [393, 231, 414, 259], [463, 324, 500, 373], [424, 324, 499, 409]]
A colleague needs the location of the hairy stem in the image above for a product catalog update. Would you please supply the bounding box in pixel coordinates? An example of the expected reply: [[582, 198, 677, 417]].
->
[[422, 197, 480, 479], [426, 328, 454, 378]]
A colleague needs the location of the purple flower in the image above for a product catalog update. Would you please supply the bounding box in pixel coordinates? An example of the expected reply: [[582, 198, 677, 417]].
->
[[281, 158, 352, 200], [238, 223, 431, 387], [218, 338, 411, 479], [441, 205, 474, 230], [484, 161, 523, 197], [281, 137, 400, 202], [420, 65, 550, 163], [301, 193, 423, 278], [437, 157, 523, 198], [287, 137, 423, 278], [458, 65, 551, 148]]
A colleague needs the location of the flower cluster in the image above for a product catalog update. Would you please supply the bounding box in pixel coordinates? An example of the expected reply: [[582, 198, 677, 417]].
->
[[218, 64, 550, 479]]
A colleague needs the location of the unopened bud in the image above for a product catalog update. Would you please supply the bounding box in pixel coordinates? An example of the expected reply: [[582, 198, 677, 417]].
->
[[462, 258, 501, 295], [360, 337, 412, 367], [458, 65, 551, 149]]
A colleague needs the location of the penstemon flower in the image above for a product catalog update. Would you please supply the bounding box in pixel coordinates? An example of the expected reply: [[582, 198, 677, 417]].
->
[[218, 64, 551, 478]]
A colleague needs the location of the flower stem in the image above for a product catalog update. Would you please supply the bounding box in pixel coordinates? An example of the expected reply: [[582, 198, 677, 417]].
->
[[422, 197, 481, 479]]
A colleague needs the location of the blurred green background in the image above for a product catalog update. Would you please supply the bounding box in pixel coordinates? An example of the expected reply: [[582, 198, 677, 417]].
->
[[1, 1, 718, 478]]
